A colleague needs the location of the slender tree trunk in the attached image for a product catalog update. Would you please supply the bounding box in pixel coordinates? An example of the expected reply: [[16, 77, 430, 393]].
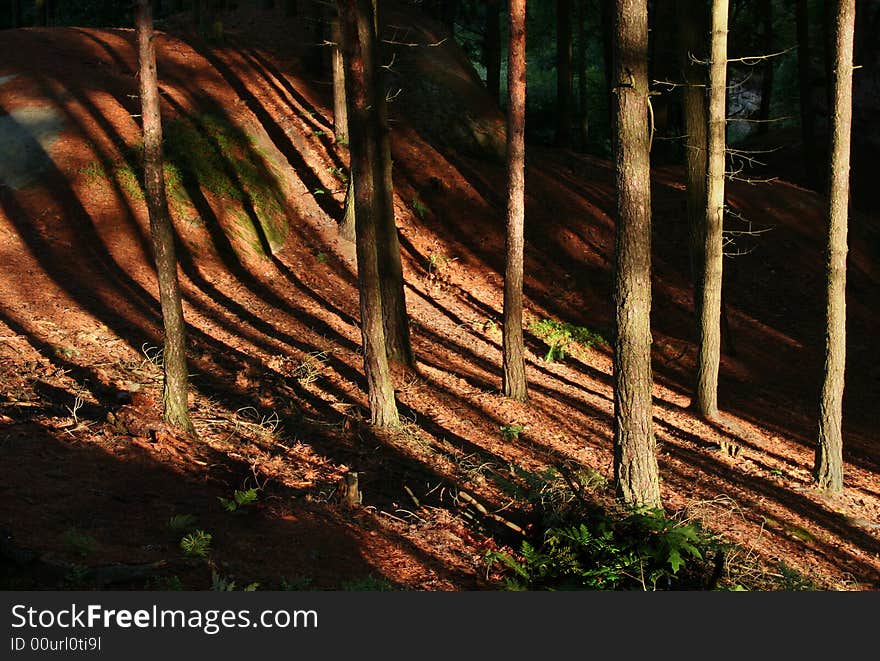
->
[[331, 16, 349, 145], [757, 0, 774, 134], [612, 0, 661, 508], [337, 0, 399, 427], [556, 0, 573, 148], [484, 0, 501, 103], [502, 0, 528, 402], [576, 0, 589, 150], [372, 0, 414, 368], [136, 0, 194, 435], [340, 180, 356, 241], [679, 0, 709, 325], [693, 0, 728, 420], [815, 0, 855, 494], [333, 12, 354, 243], [796, 0, 818, 187]]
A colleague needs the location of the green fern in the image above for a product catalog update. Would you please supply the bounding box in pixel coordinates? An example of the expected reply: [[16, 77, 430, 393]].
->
[[487, 507, 709, 590], [180, 530, 212, 558], [168, 514, 198, 533], [529, 318, 607, 363], [218, 488, 260, 513]]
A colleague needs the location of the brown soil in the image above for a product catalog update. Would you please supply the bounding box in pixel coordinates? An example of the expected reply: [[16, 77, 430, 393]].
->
[[0, 10, 878, 591]]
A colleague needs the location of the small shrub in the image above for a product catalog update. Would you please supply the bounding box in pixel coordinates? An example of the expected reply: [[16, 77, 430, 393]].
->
[[218, 488, 259, 513], [486, 507, 710, 591], [500, 424, 525, 441], [211, 571, 259, 592], [529, 318, 607, 363], [180, 530, 212, 558], [411, 195, 429, 220], [168, 514, 198, 534]]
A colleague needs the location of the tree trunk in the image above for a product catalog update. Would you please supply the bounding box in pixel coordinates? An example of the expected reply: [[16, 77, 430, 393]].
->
[[756, 0, 774, 134], [815, 0, 855, 494], [136, 0, 194, 435], [576, 0, 589, 150], [337, 0, 400, 428], [556, 0, 573, 148], [331, 16, 349, 145], [484, 0, 501, 104], [678, 0, 709, 329], [693, 0, 728, 420], [796, 0, 818, 188], [340, 180, 356, 241], [612, 0, 661, 508], [370, 0, 414, 368], [502, 0, 528, 402]]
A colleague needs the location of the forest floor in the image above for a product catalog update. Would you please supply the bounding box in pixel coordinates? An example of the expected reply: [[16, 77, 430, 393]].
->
[[0, 9, 878, 591]]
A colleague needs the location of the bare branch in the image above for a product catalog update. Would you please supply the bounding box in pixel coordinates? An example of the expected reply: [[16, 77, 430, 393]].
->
[[727, 46, 796, 65]]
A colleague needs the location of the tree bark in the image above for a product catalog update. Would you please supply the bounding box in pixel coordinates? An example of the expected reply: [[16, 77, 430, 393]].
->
[[371, 0, 414, 368], [484, 0, 502, 104], [612, 0, 661, 508], [693, 0, 728, 420], [337, 0, 400, 427], [556, 0, 573, 148], [331, 16, 349, 145], [796, 0, 819, 188], [678, 0, 709, 327], [502, 0, 528, 402], [815, 0, 855, 494], [340, 180, 356, 241], [136, 0, 194, 435], [756, 0, 774, 134]]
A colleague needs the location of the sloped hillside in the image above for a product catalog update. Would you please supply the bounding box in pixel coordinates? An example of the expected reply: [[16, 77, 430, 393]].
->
[[0, 7, 878, 590]]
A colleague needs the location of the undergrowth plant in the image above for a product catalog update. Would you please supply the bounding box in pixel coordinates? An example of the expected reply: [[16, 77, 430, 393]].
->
[[211, 571, 259, 592], [486, 506, 716, 591], [168, 514, 199, 534], [528, 318, 607, 363], [180, 530, 212, 558], [218, 488, 260, 513], [500, 423, 525, 441]]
